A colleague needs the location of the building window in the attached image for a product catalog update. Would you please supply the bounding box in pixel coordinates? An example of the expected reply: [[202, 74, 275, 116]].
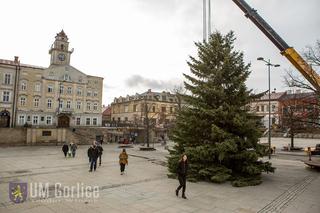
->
[[93, 92, 98, 97], [133, 105, 137, 112], [59, 100, 63, 109], [124, 105, 128, 113], [93, 118, 97, 126], [46, 116, 52, 125], [67, 87, 72, 94], [4, 74, 11, 85], [93, 103, 98, 111], [18, 115, 25, 125], [21, 82, 27, 91], [161, 106, 166, 113], [48, 85, 53, 93], [272, 105, 276, 112], [87, 91, 91, 97], [124, 117, 128, 122], [86, 102, 91, 110], [20, 97, 26, 106], [170, 107, 173, 113], [34, 98, 39, 108], [256, 106, 259, 112], [49, 72, 54, 79], [76, 101, 81, 110], [59, 85, 64, 94], [153, 106, 156, 113], [261, 105, 265, 112], [32, 115, 39, 125], [66, 100, 71, 109], [76, 117, 81, 125], [77, 87, 82, 96], [47, 99, 52, 109], [64, 74, 71, 81], [162, 95, 167, 101], [35, 83, 41, 92], [3, 91, 10, 102], [86, 118, 91, 125]]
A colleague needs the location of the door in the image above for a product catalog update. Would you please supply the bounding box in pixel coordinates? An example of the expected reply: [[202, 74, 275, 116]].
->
[[58, 115, 70, 128]]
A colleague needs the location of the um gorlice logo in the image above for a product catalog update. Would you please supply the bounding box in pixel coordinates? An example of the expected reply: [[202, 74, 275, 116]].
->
[[9, 182, 28, 203], [8, 182, 99, 204]]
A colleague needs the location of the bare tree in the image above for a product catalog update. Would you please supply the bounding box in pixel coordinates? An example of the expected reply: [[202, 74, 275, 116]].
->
[[281, 93, 319, 148], [141, 97, 165, 148], [171, 85, 187, 112], [304, 40, 320, 67]]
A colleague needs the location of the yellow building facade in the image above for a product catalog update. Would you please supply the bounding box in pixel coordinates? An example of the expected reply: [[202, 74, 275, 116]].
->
[[111, 89, 178, 126]]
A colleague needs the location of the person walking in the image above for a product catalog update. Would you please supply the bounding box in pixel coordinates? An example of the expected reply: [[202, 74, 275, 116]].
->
[[175, 154, 188, 199], [119, 149, 128, 175], [87, 142, 99, 172], [62, 143, 69, 158], [97, 143, 103, 166], [70, 142, 77, 158]]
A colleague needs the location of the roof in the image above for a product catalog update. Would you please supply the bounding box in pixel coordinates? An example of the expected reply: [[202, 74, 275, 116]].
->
[[0, 59, 46, 70], [259, 92, 286, 101], [56, 30, 68, 40], [280, 92, 316, 101], [102, 107, 111, 116]]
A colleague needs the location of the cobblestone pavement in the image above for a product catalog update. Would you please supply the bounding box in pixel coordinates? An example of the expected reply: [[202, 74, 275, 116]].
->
[[0, 143, 319, 213]]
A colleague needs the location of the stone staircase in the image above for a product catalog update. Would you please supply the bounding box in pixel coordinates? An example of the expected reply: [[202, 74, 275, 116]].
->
[[66, 127, 108, 145]]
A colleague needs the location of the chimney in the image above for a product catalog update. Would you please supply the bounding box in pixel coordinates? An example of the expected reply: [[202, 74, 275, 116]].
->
[[14, 56, 19, 63]]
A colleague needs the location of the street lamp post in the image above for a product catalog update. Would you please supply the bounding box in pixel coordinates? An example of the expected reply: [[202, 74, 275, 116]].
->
[[257, 57, 280, 159]]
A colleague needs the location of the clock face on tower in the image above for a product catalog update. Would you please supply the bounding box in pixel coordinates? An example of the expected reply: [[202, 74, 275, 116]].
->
[[58, 53, 65, 61]]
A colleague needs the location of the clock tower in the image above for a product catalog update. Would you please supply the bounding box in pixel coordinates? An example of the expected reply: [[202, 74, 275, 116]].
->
[[49, 30, 73, 66]]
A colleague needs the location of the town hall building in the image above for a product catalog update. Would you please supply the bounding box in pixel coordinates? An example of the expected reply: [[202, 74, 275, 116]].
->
[[0, 30, 103, 128]]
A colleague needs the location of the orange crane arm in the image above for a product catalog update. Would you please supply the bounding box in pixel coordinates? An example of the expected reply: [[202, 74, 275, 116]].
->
[[232, 0, 320, 91]]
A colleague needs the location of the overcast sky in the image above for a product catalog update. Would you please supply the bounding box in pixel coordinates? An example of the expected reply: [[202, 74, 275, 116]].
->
[[1, 0, 319, 105]]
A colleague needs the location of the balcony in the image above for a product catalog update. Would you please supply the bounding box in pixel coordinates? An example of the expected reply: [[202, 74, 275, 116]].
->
[[57, 108, 74, 115]]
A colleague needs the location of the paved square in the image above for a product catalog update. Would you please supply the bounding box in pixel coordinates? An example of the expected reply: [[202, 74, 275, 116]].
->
[[0, 142, 319, 213]]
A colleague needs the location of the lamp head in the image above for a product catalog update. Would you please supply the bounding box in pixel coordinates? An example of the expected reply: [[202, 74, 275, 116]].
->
[[257, 57, 264, 61], [274, 64, 280, 67]]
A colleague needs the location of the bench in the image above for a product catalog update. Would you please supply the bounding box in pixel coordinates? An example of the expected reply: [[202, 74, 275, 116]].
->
[[304, 160, 320, 169]]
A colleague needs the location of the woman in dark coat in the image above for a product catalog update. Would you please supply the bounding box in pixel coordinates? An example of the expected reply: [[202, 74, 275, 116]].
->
[[62, 143, 69, 157], [175, 154, 188, 199]]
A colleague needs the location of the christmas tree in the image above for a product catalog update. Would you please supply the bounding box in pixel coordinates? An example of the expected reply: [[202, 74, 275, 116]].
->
[[168, 31, 275, 187]]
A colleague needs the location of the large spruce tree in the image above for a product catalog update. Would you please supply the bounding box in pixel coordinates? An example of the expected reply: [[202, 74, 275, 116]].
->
[[168, 31, 275, 187]]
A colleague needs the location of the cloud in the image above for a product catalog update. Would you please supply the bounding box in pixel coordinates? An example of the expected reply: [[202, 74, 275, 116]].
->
[[125, 74, 182, 91]]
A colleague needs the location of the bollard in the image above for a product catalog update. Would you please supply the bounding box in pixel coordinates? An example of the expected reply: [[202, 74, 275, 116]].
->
[[307, 147, 312, 161]]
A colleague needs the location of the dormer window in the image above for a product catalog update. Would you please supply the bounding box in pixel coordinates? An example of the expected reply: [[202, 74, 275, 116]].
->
[[63, 74, 71, 81]]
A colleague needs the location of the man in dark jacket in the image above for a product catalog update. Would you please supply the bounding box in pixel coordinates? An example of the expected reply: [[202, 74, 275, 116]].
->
[[176, 154, 188, 199], [87, 142, 99, 172], [97, 144, 103, 166], [62, 143, 69, 157]]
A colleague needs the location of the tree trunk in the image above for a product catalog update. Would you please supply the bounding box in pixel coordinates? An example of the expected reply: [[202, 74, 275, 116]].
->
[[290, 133, 294, 149], [146, 119, 150, 147]]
